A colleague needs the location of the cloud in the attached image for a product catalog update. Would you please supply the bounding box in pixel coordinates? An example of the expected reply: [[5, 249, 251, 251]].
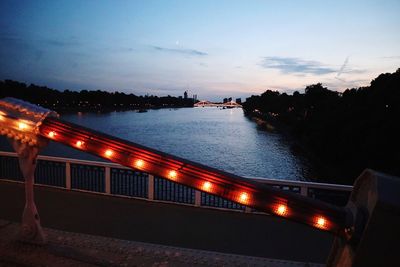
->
[[336, 56, 366, 77], [260, 56, 337, 75], [336, 56, 349, 77], [152, 45, 207, 56]]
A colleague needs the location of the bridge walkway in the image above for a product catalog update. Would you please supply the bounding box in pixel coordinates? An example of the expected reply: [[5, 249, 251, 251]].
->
[[0, 181, 333, 264]]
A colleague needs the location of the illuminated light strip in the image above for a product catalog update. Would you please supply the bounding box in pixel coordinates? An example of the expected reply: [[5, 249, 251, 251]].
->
[[38, 117, 350, 235]]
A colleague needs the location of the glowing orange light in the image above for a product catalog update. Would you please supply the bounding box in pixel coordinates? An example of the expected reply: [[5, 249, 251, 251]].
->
[[168, 170, 177, 179], [0, 114, 3, 121], [135, 159, 144, 168], [202, 181, 212, 191], [18, 122, 28, 130], [275, 204, 287, 216], [76, 140, 84, 147], [105, 149, 113, 157], [48, 131, 56, 138], [315, 216, 326, 228], [239, 192, 249, 204]]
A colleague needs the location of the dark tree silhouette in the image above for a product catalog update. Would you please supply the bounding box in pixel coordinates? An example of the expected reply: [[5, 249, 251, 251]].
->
[[243, 69, 400, 184], [0, 81, 194, 111]]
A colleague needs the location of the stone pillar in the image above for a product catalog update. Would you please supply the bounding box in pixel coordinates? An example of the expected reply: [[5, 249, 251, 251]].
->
[[327, 169, 400, 267], [11, 139, 48, 244]]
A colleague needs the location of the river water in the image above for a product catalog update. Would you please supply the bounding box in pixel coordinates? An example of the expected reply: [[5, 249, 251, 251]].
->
[[0, 107, 314, 181]]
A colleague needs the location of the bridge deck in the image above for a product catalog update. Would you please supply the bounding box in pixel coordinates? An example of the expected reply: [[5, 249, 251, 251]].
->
[[0, 220, 324, 267], [0, 180, 333, 264]]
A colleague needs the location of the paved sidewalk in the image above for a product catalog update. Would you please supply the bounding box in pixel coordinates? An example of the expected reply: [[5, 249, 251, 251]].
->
[[0, 219, 324, 267]]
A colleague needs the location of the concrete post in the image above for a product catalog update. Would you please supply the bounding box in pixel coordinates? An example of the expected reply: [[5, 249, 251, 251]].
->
[[65, 162, 71, 190], [105, 166, 111, 194], [10, 139, 48, 244], [300, 185, 308, 197], [327, 169, 400, 267], [148, 174, 154, 200], [195, 190, 201, 207]]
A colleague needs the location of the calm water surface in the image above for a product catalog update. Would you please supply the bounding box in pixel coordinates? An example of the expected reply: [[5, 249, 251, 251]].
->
[[1, 108, 313, 180]]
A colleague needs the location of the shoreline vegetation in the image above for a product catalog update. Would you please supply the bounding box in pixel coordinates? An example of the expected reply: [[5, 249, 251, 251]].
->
[[0, 80, 194, 113], [243, 69, 400, 184]]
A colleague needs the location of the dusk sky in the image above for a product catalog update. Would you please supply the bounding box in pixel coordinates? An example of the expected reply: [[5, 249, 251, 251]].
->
[[0, 0, 399, 101]]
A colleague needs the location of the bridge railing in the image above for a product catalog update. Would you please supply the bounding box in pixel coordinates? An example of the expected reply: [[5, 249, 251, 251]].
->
[[0, 151, 352, 213]]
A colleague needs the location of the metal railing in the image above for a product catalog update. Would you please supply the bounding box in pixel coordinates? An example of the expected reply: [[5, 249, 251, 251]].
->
[[0, 151, 352, 212]]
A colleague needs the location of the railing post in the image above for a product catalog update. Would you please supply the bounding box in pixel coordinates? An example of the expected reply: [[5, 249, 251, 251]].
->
[[105, 166, 111, 194], [65, 162, 71, 190], [327, 170, 400, 267], [148, 174, 154, 200], [195, 190, 201, 207], [300, 185, 308, 196], [10, 140, 46, 244]]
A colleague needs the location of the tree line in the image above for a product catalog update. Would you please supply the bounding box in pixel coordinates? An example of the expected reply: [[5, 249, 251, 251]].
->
[[243, 69, 400, 184], [0, 80, 194, 111]]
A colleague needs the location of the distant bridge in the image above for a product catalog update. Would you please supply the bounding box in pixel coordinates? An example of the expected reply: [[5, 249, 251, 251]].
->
[[194, 100, 242, 108]]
